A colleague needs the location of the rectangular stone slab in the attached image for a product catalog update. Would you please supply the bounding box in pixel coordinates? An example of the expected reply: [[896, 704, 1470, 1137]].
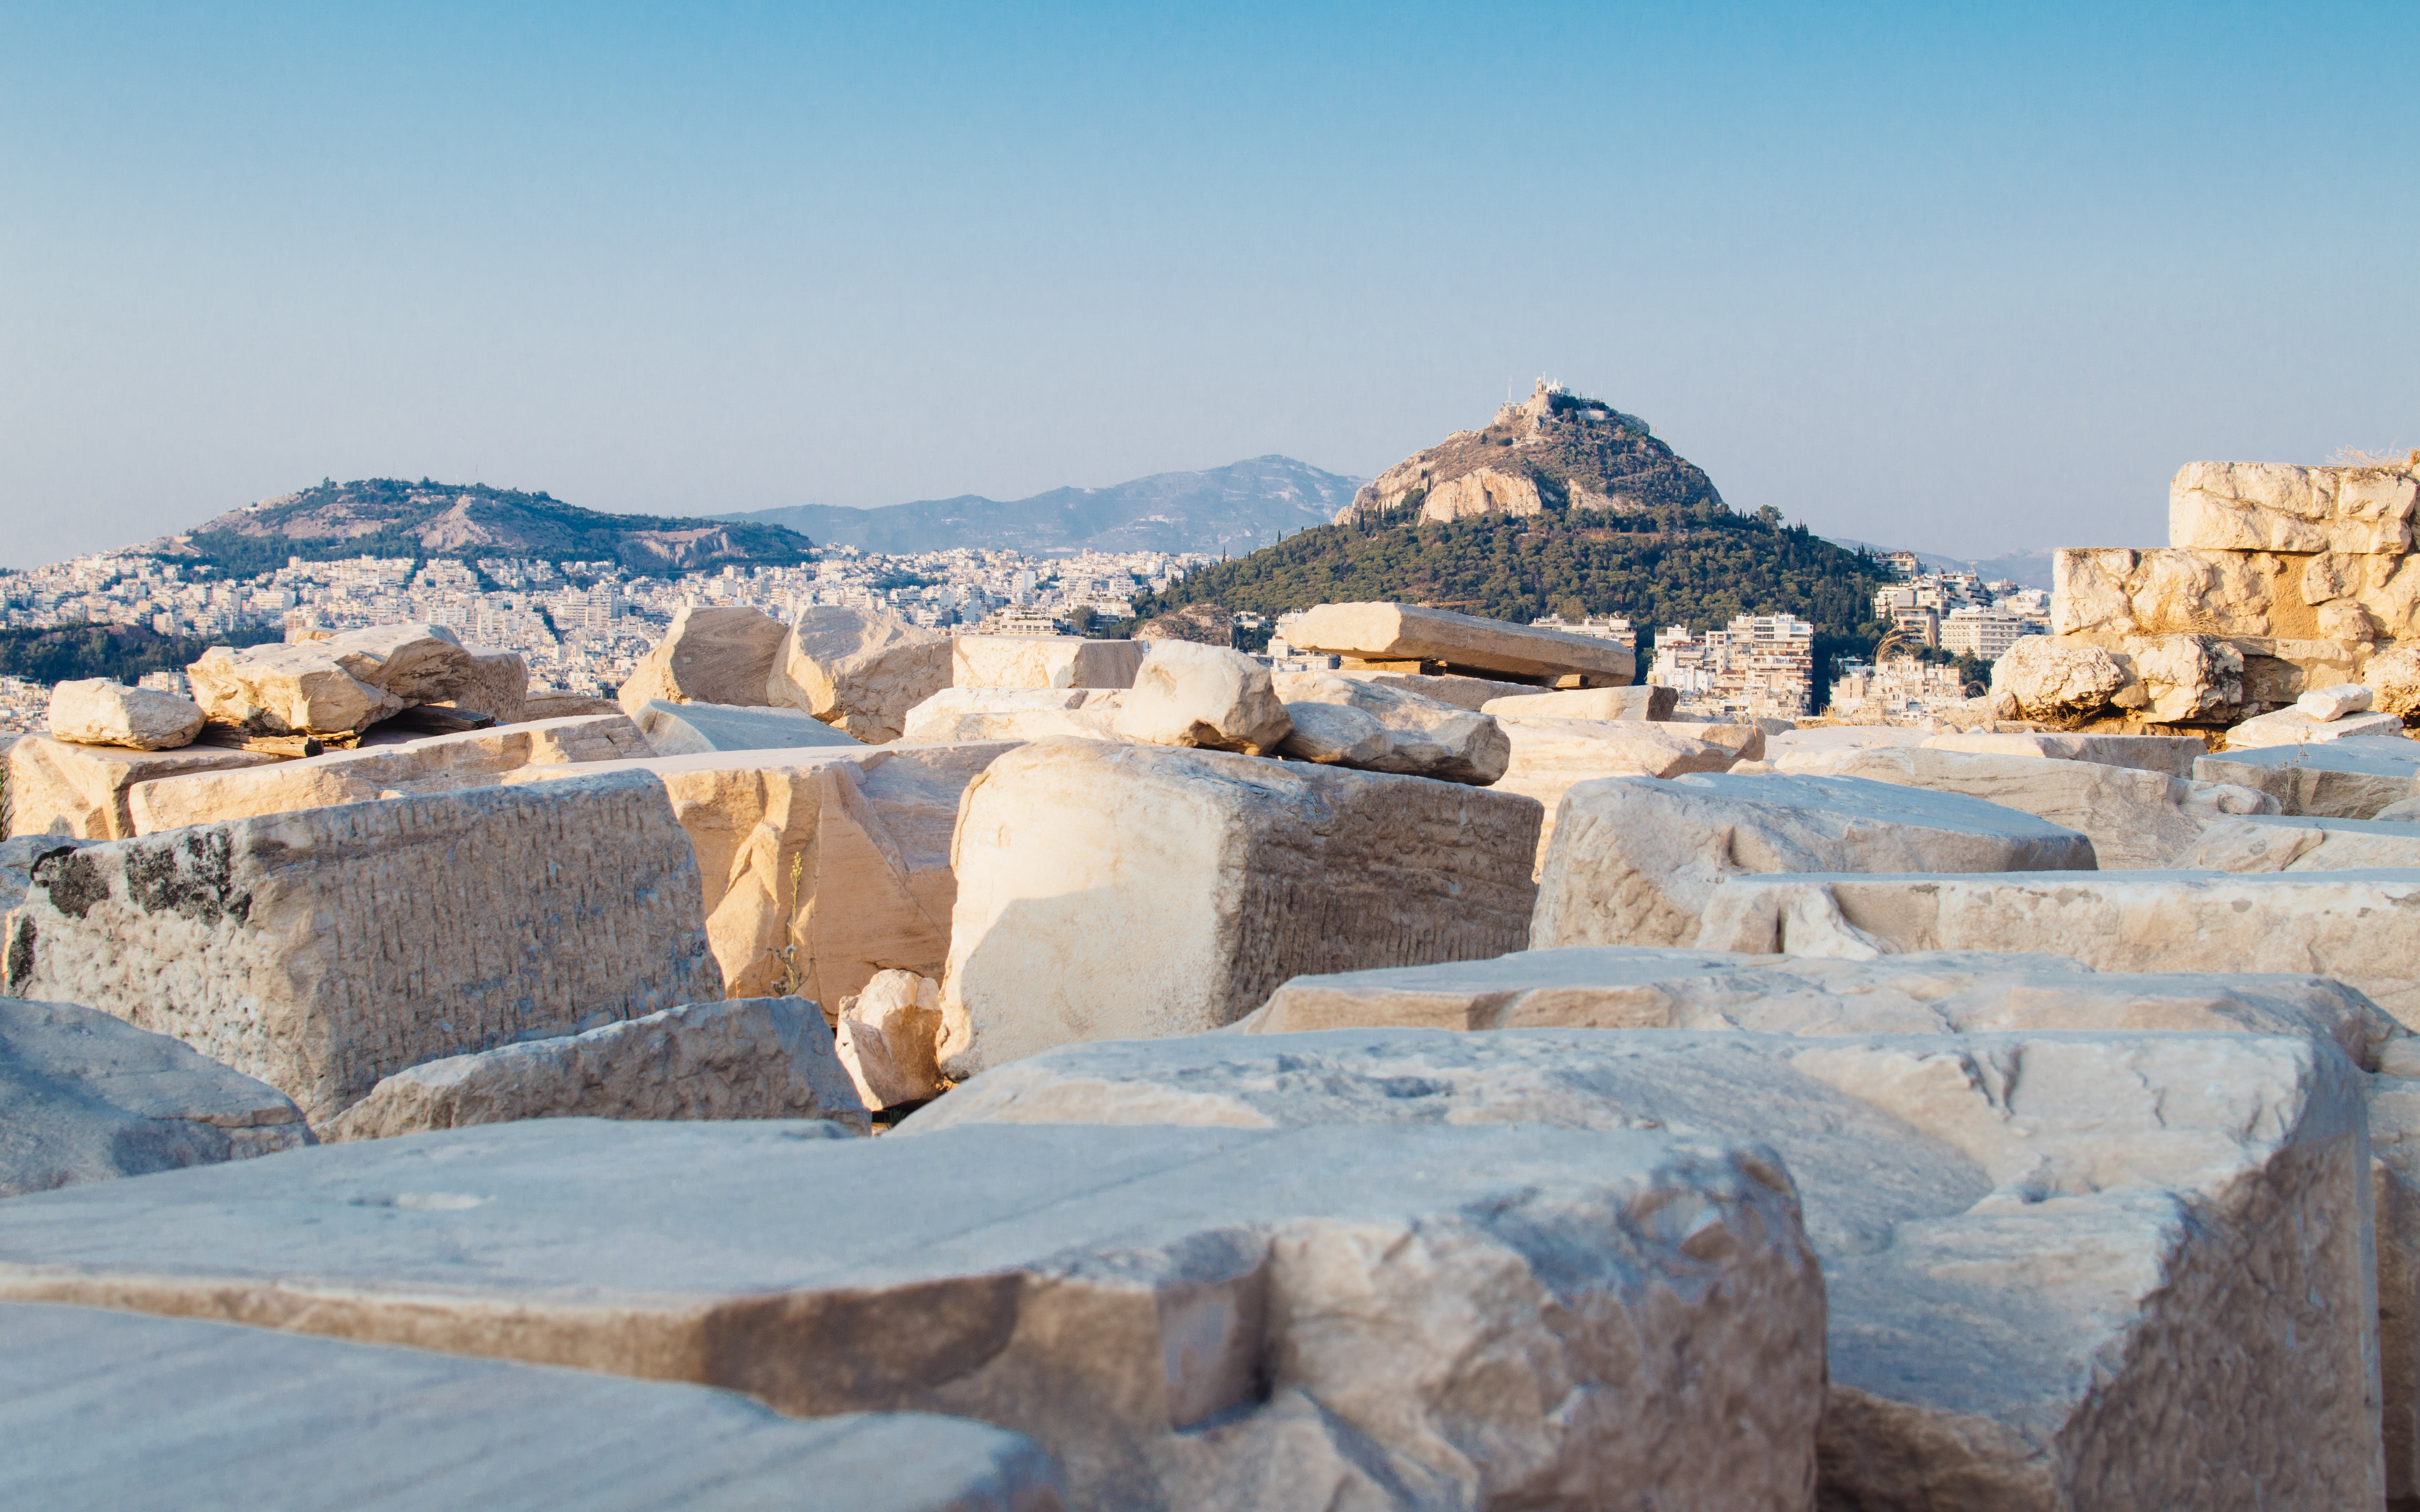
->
[[632, 698, 867, 756], [1696, 867, 2420, 1027], [1918, 730, 2205, 779], [2181, 814, 2420, 872], [1531, 773, 2095, 949], [2196, 735, 2420, 818], [0, 1301, 1063, 1512], [1286, 602, 1636, 684], [1492, 718, 1735, 867], [0, 1117, 1824, 1512], [901, 1027, 2383, 1512], [939, 738, 1542, 1075], [952, 636, 1144, 690], [2, 769, 721, 1123], [4, 735, 276, 840]]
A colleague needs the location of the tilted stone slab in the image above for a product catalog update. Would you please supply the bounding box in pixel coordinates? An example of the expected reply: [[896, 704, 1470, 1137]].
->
[[1316, 668, 1539, 710], [2, 770, 721, 1124], [939, 739, 1541, 1076], [632, 698, 866, 756], [1, 996, 311, 1197], [1696, 867, 2420, 1028], [2181, 814, 2420, 873], [2224, 705, 2405, 748], [617, 605, 790, 713], [324, 997, 868, 1141], [0, 1117, 1826, 1512], [952, 635, 1144, 690], [1531, 773, 2093, 949], [767, 606, 953, 745], [0, 1302, 1063, 1512], [2195, 734, 2420, 817], [1234, 945, 2400, 1066], [46, 678, 205, 751], [1918, 729, 2205, 779], [4, 735, 276, 840], [1270, 670, 1508, 785], [903, 1027, 2383, 1512], [1493, 718, 1734, 866], [516, 742, 1017, 1005], [124, 713, 650, 832], [1286, 602, 1636, 685]]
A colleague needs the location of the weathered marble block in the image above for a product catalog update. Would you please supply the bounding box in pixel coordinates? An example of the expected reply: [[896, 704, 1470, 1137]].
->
[[1918, 729, 2206, 779], [616, 604, 790, 712], [952, 635, 1143, 690], [1286, 601, 1636, 684], [2196, 734, 2420, 817], [632, 698, 866, 756], [2181, 814, 2420, 873], [5, 735, 276, 840]]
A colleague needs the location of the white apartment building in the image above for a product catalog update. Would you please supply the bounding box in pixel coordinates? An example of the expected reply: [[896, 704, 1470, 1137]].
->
[[1940, 606, 2036, 661], [1647, 612, 1815, 719]]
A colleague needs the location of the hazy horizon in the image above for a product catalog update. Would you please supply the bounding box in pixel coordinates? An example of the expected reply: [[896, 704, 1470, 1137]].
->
[[6, 3, 2414, 568]]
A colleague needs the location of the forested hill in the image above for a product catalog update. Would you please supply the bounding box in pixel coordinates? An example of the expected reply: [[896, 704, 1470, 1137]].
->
[[1126, 503, 1892, 651]]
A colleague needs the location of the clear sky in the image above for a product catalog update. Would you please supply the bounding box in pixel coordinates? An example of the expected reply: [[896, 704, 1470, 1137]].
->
[[4, 2, 2414, 566]]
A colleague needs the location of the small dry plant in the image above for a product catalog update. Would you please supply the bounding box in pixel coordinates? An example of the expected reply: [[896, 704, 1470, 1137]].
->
[[764, 849, 812, 998]]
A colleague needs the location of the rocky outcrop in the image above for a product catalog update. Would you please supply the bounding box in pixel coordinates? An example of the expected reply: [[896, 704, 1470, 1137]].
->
[[951, 635, 1143, 690], [766, 606, 953, 744], [1286, 601, 1636, 686], [1271, 671, 1507, 784], [323, 997, 867, 1140], [938, 740, 1541, 1076], [1109, 641, 1292, 756], [4, 736, 277, 840], [630, 698, 865, 756], [616, 605, 790, 714], [45, 680, 204, 751]]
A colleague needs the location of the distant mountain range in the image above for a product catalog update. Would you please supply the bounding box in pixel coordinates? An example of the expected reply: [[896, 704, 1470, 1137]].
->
[[1824, 540, 2055, 590], [715, 456, 1362, 557]]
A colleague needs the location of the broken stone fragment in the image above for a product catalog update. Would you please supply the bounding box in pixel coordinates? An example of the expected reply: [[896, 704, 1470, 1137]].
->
[[632, 698, 866, 756], [1917, 729, 2206, 779], [2170, 458, 2420, 555], [836, 970, 946, 1109], [1491, 717, 1736, 865], [186, 642, 403, 736], [2195, 735, 2420, 816], [1286, 601, 1637, 685], [898, 686, 1128, 744], [317, 622, 480, 705], [45, 679, 205, 751], [1109, 640, 1292, 755], [1988, 637, 2131, 722], [2177, 814, 2420, 873], [616, 605, 790, 714], [1481, 684, 1675, 721], [1271, 671, 1507, 784], [4, 736, 278, 840], [765, 606, 953, 744], [2226, 705, 2406, 748], [951, 635, 1143, 690], [2299, 683, 2377, 721]]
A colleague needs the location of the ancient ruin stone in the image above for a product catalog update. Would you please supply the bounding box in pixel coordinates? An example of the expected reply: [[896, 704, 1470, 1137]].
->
[[617, 605, 790, 713], [4, 737, 277, 840], [632, 698, 866, 756], [1271, 671, 1507, 784], [766, 606, 953, 744], [1990, 637, 2130, 721], [1481, 685, 1676, 721], [2195, 735, 2420, 817], [951, 635, 1143, 690], [1918, 730, 2206, 779], [1286, 601, 1636, 685], [1493, 717, 1735, 865], [836, 970, 946, 1109], [898, 687, 1128, 744], [1109, 641, 1292, 756], [2176, 814, 2420, 873], [2171, 459, 2419, 555], [186, 642, 403, 736], [45, 680, 204, 751]]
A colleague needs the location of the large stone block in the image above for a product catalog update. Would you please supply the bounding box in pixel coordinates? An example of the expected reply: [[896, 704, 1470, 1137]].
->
[[190, 623, 483, 737], [1480, 684, 1675, 721], [632, 697, 866, 756], [1532, 772, 2093, 949], [2054, 542, 2420, 646], [1286, 601, 1636, 685], [1696, 867, 2420, 1028], [4, 735, 276, 840], [903, 1027, 2382, 1512], [2179, 814, 2420, 873], [900, 686, 1126, 744], [766, 606, 953, 744], [0, 1302, 1064, 1512], [2224, 704, 2406, 748], [517, 743, 1017, 1007], [939, 740, 1541, 1075], [1989, 637, 2131, 720], [2195, 734, 2420, 817], [1918, 729, 2205, 779], [1, 996, 310, 1197], [952, 635, 1144, 690], [1270, 670, 1507, 784], [616, 605, 790, 713], [46, 678, 204, 751], [0, 1117, 1827, 1512], [445, 645, 529, 724], [1492, 717, 1735, 865], [2171, 459, 2420, 555], [1110, 642, 1291, 756], [1315, 668, 1541, 710], [123, 713, 650, 833], [2, 770, 721, 1123], [325, 997, 868, 1141]]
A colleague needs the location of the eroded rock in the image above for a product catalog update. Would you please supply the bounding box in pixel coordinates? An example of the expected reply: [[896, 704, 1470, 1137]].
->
[[2195, 735, 2420, 816], [1110, 641, 1291, 756], [1286, 602, 1636, 685], [836, 970, 946, 1109], [898, 687, 1128, 744], [2178, 814, 2420, 873], [632, 698, 866, 756], [1271, 672, 1506, 784], [952, 635, 1143, 690], [45, 680, 204, 752], [4, 736, 278, 840]]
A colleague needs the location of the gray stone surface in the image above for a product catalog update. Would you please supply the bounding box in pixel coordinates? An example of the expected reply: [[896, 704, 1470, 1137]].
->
[[1530, 773, 2095, 950], [1695, 867, 2420, 1029], [1918, 730, 2207, 779], [0, 1117, 1826, 1512], [0, 1301, 1064, 1512], [2196, 734, 2420, 818], [325, 997, 869, 1141], [2179, 814, 2420, 873], [903, 1027, 2384, 1511], [0, 836, 93, 917], [633, 698, 866, 756], [1270, 671, 1508, 784], [0, 997, 310, 1197], [3, 770, 722, 1123]]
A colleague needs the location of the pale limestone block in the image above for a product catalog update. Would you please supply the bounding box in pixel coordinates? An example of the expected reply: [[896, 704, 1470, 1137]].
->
[[616, 605, 790, 714], [765, 606, 953, 744], [1110, 641, 1291, 756], [632, 698, 865, 756], [125, 714, 650, 833], [2122, 632, 2246, 721], [0, 1117, 1826, 1512], [2301, 683, 2378, 721], [899, 686, 1126, 744], [938, 740, 1540, 1075], [2171, 459, 2419, 555], [0, 1302, 1065, 1512], [2, 769, 721, 1123], [2177, 815, 2420, 873], [446, 646, 529, 723], [2196, 735, 2420, 817], [4, 735, 277, 840], [1989, 637, 2130, 720], [904, 1027, 2383, 1511], [2225, 706, 2406, 749], [1492, 717, 1739, 865], [1480, 685, 1675, 721], [1531, 773, 2095, 949], [1319, 668, 1541, 710], [2369, 646, 2420, 720], [1918, 730, 2205, 779], [323, 997, 867, 1140], [836, 969, 945, 1109], [318, 622, 479, 704], [187, 642, 402, 736], [524, 691, 622, 719], [1271, 671, 1507, 784], [1, 996, 310, 1196], [951, 635, 1143, 690], [45, 680, 204, 751], [1286, 601, 1637, 684]]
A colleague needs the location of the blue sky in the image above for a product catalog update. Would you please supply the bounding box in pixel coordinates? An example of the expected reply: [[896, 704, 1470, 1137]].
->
[[3, 2, 2414, 564]]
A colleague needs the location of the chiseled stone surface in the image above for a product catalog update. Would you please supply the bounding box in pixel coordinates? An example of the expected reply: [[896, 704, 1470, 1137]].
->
[[125, 714, 651, 832], [0, 1117, 1827, 1512], [899, 687, 1127, 744], [616, 605, 791, 714], [4, 735, 277, 840], [46, 679, 204, 751], [903, 1027, 2382, 1511], [766, 606, 953, 745], [517, 742, 1017, 1007], [3, 770, 721, 1123], [1918, 730, 2206, 779], [1271, 671, 1508, 785], [1492, 717, 1735, 866], [1766, 744, 2245, 870], [324, 997, 867, 1141], [1286, 601, 1636, 684], [1233, 946, 2401, 1068], [1696, 867, 2420, 1028], [632, 698, 866, 756], [939, 739, 1541, 1076], [2195, 734, 2420, 818], [952, 635, 1144, 690], [1480, 685, 1675, 721], [0, 1301, 1065, 1512], [2178, 814, 2420, 873], [1531, 773, 2093, 950], [2170, 459, 2420, 555], [1110, 641, 1292, 756], [1, 996, 311, 1197]]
